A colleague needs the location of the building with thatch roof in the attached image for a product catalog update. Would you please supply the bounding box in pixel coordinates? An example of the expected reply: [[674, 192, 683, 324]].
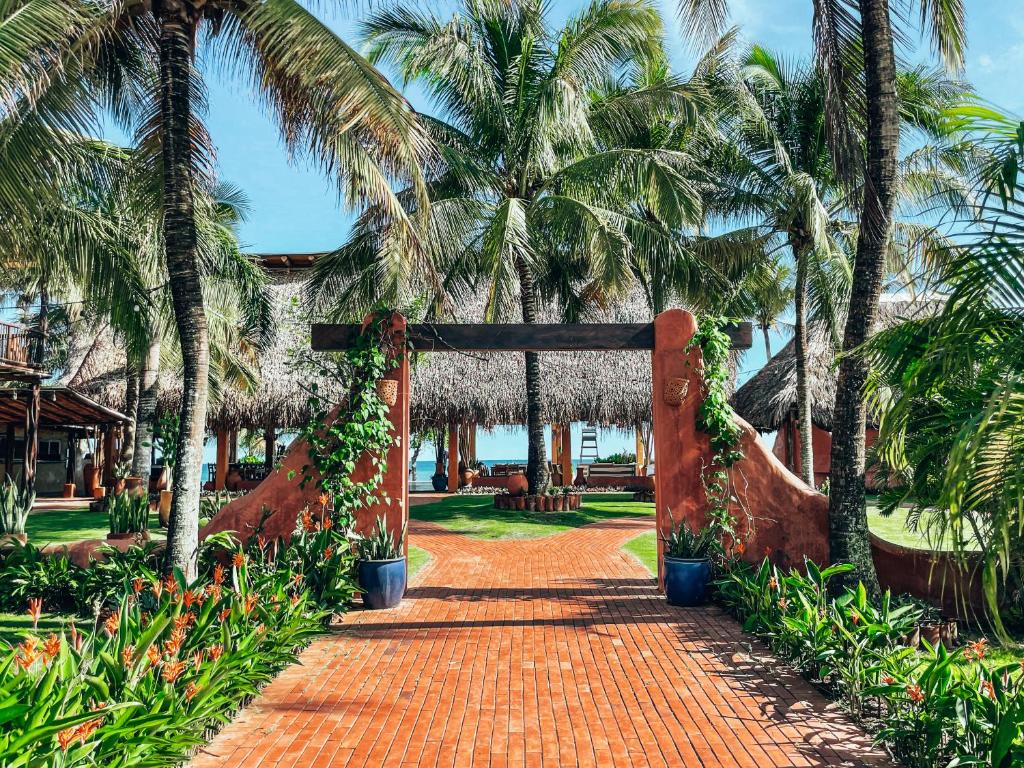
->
[[65, 253, 679, 489], [730, 296, 943, 485]]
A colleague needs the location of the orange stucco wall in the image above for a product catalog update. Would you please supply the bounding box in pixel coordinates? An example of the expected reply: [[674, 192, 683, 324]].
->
[[772, 420, 880, 490], [201, 314, 410, 551]]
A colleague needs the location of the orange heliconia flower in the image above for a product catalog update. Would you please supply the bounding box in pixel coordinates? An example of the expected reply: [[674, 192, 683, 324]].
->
[[850, 613, 860, 625], [103, 611, 120, 637], [213, 564, 224, 585], [981, 680, 996, 700], [163, 574, 178, 594], [290, 593, 301, 607], [318, 493, 329, 508], [151, 580, 163, 600], [163, 636, 182, 658], [182, 589, 198, 609], [964, 639, 988, 663], [15, 638, 39, 671], [734, 541, 745, 556], [777, 598, 789, 611], [173, 614, 192, 632], [323, 546, 334, 559], [162, 659, 185, 683], [206, 583, 222, 602], [69, 620, 82, 652], [244, 593, 259, 613], [767, 577, 778, 590], [132, 578, 145, 594], [882, 675, 896, 685], [218, 608, 231, 622], [27, 597, 42, 629], [322, 516, 333, 531], [232, 552, 245, 569], [57, 728, 77, 751], [907, 684, 925, 704], [147, 645, 161, 667], [122, 645, 135, 668], [208, 644, 224, 662], [42, 634, 61, 663], [292, 573, 303, 587], [184, 681, 200, 701], [301, 510, 316, 533], [191, 649, 204, 669], [255, 623, 266, 634]]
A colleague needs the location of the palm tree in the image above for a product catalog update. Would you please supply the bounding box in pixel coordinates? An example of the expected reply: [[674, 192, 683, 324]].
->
[[313, 0, 706, 494], [745, 257, 793, 359], [679, 0, 968, 591]]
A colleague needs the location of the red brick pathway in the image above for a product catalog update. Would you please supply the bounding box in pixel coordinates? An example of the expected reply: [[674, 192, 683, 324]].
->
[[190, 518, 892, 767]]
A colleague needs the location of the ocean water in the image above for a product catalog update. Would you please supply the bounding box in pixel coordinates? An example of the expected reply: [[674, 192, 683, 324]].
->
[[409, 459, 527, 491]]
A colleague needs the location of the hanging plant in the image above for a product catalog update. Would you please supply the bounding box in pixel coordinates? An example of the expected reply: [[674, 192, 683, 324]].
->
[[297, 314, 405, 529]]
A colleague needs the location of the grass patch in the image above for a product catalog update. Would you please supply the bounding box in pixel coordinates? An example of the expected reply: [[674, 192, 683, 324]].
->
[[0, 613, 66, 646], [26, 507, 163, 547], [410, 493, 653, 540], [408, 545, 431, 578], [623, 530, 657, 575]]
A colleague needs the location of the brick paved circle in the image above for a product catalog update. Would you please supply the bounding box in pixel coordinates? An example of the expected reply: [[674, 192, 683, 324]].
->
[[189, 517, 892, 767]]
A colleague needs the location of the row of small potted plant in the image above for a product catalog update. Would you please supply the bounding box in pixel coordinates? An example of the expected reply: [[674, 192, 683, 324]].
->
[[493, 487, 582, 511]]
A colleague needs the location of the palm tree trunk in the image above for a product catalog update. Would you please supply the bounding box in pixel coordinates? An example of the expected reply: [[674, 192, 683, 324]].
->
[[121, 367, 140, 466], [793, 242, 815, 487], [761, 324, 772, 359], [132, 336, 160, 481], [516, 258, 549, 495], [158, 8, 208, 581], [22, 284, 47, 495], [827, 0, 896, 594]]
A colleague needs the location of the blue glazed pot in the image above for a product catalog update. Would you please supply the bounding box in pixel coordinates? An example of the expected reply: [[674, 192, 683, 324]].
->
[[664, 556, 710, 607], [358, 557, 407, 609]]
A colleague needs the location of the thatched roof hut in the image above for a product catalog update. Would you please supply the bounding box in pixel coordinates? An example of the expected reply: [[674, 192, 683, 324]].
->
[[731, 297, 943, 432], [68, 255, 674, 432]]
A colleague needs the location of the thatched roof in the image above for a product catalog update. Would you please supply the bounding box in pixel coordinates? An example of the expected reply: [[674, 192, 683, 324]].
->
[[409, 293, 660, 428], [731, 297, 944, 432], [67, 260, 675, 431]]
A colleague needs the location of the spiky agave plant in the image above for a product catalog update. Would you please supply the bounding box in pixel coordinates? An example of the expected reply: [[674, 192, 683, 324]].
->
[[107, 492, 150, 535], [355, 515, 406, 561], [0, 476, 34, 536]]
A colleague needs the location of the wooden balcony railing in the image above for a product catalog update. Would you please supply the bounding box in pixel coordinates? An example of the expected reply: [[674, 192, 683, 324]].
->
[[0, 321, 44, 375]]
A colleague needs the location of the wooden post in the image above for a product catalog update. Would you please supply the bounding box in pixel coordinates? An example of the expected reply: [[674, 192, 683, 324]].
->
[[551, 424, 559, 464], [469, 421, 477, 466], [447, 421, 459, 493], [4, 422, 15, 480], [560, 423, 572, 486], [263, 427, 276, 472], [65, 431, 76, 484], [101, 427, 116, 486], [635, 427, 645, 474], [652, 310, 708, 590], [215, 428, 228, 491], [228, 429, 238, 464]]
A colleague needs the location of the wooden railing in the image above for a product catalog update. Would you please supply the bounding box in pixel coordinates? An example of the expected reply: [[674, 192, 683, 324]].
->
[[0, 321, 43, 372]]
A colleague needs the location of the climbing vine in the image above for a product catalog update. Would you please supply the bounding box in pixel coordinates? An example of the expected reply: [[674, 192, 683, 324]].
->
[[298, 314, 403, 529], [688, 317, 745, 546]]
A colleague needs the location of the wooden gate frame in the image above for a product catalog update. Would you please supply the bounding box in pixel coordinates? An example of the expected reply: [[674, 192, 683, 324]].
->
[[312, 310, 752, 588]]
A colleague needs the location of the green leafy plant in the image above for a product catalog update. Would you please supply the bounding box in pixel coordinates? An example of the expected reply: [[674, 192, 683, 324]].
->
[[105, 493, 149, 535], [661, 509, 720, 560], [597, 452, 636, 465], [153, 413, 180, 472], [355, 515, 406, 561], [199, 490, 244, 524], [0, 475, 34, 537]]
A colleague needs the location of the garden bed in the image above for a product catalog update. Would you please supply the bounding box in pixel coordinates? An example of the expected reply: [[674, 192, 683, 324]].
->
[[493, 492, 581, 511]]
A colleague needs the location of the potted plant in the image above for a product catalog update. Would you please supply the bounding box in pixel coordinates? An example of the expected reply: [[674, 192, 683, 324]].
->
[[106, 491, 149, 541], [355, 515, 407, 609], [661, 510, 720, 607], [0, 475, 33, 545], [915, 600, 945, 648], [552, 489, 564, 511]]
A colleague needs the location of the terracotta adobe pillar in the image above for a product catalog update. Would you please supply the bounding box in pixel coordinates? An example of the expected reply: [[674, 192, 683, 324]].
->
[[651, 310, 710, 589], [215, 429, 228, 491], [560, 424, 572, 486], [447, 421, 459, 493]]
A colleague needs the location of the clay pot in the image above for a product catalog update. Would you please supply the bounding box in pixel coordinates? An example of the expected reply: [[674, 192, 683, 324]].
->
[[507, 473, 528, 497], [93, 486, 106, 500], [525, 496, 536, 512], [940, 619, 958, 649], [375, 379, 398, 407], [226, 469, 242, 492], [124, 476, 144, 494], [83, 465, 99, 495], [514, 496, 525, 511], [460, 469, 475, 487], [159, 490, 173, 527], [544, 495, 554, 511], [921, 623, 942, 649], [901, 626, 921, 649], [62, 483, 75, 499]]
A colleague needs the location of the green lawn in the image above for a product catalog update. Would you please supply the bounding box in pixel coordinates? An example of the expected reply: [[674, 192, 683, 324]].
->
[[0, 613, 66, 646], [26, 507, 164, 548], [408, 544, 431, 577], [623, 530, 657, 575], [410, 493, 653, 540]]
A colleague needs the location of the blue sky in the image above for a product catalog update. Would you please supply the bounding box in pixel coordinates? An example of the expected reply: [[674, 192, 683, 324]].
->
[[196, 0, 1022, 460]]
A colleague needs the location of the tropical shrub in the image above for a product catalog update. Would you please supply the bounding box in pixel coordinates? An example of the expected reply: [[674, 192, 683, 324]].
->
[[661, 510, 720, 560], [717, 558, 1024, 765]]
